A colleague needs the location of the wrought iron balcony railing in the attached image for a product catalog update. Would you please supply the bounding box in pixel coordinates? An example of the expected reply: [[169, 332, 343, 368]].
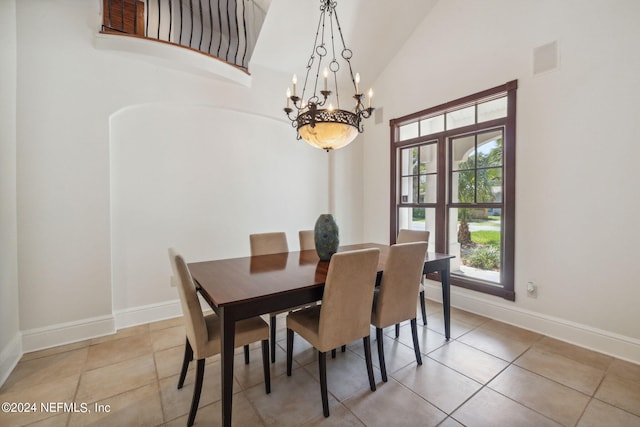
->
[[101, 0, 266, 71]]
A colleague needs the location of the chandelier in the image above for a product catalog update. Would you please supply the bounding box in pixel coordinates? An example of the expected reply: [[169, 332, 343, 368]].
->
[[283, 0, 374, 151]]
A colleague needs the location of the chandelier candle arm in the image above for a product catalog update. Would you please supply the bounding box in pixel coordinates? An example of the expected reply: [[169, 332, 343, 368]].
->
[[282, 0, 375, 152]]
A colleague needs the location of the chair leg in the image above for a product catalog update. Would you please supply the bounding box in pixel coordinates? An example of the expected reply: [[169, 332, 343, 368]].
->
[[270, 315, 277, 363], [286, 328, 294, 376], [376, 328, 387, 382], [318, 351, 329, 417], [410, 318, 423, 365], [363, 336, 376, 392], [341, 345, 346, 352], [395, 323, 400, 338], [331, 348, 336, 358], [178, 337, 193, 389], [420, 289, 427, 325], [261, 339, 271, 394], [187, 359, 205, 427], [244, 344, 250, 365]]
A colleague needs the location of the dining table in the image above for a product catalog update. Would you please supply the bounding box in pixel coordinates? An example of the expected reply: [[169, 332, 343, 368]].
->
[[188, 243, 455, 427]]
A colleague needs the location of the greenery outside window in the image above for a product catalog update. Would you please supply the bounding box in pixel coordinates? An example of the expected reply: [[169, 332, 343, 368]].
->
[[390, 81, 517, 300]]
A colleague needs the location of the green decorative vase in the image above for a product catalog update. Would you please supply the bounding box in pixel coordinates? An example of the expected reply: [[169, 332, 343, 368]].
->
[[314, 214, 339, 261]]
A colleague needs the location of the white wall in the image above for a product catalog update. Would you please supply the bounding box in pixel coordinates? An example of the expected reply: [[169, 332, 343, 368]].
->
[[329, 137, 366, 246], [365, 0, 640, 361], [15, 0, 329, 349], [110, 103, 326, 312], [0, 0, 22, 386]]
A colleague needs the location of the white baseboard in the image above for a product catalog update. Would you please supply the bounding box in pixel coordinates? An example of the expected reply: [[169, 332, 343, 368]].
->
[[18, 301, 183, 356], [424, 283, 640, 364], [21, 314, 115, 354], [114, 299, 183, 330], [0, 332, 22, 388]]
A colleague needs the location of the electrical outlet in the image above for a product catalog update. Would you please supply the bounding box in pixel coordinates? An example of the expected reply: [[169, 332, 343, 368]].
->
[[526, 281, 537, 298]]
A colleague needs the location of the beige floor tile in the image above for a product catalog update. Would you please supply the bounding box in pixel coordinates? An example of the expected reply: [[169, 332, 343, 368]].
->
[[85, 332, 153, 370], [305, 403, 366, 427], [0, 375, 77, 427], [489, 364, 590, 426], [155, 344, 191, 379], [149, 316, 184, 331], [395, 323, 449, 354], [394, 357, 482, 414], [344, 379, 447, 427], [425, 314, 478, 339], [428, 341, 509, 384], [76, 354, 156, 403], [457, 320, 541, 361], [577, 398, 640, 426], [164, 392, 265, 427], [245, 366, 335, 426], [68, 382, 163, 427], [2, 312, 635, 427], [452, 387, 561, 427], [22, 413, 69, 426], [151, 324, 186, 352], [532, 337, 613, 371], [90, 323, 150, 345], [424, 298, 444, 315], [0, 348, 87, 393], [438, 417, 465, 427], [607, 358, 640, 381], [450, 307, 491, 327], [233, 344, 286, 391], [302, 349, 381, 402], [159, 360, 242, 422], [20, 340, 91, 362], [286, 332, 321, 368], [348, 332, 417, 378], [595, 369, 640, 416], [515, 346, 606, 395]]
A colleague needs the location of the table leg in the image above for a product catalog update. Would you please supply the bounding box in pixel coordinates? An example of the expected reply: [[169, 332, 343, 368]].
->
[[440, 264, 451, 340], [220, 307, 236, 427]]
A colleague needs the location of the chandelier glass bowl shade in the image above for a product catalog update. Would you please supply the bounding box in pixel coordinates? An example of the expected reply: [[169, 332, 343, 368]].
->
[[283, 0, 374, 151]]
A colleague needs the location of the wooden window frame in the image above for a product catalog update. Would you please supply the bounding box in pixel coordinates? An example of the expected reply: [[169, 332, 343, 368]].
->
[[390, 80, 517, 301]]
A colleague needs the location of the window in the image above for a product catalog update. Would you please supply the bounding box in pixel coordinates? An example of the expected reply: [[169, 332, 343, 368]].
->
[[390, 81, 517, 300]]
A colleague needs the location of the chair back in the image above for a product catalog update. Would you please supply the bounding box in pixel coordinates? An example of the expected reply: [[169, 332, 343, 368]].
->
[[250, 232, 289, 256], [317, 248, 380, 351], [298, 230, 315, 251], [169, 248, 208, 359], [372, 242, 428, 328], [397, 229, 430, 247]]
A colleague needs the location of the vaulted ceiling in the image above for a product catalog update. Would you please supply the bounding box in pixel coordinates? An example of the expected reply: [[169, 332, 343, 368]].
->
[[251, 0, 439, 84]]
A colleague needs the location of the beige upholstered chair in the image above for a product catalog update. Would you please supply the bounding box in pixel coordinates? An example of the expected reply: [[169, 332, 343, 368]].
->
[[371, 242, 428, 382], [250, 232, 289, 256], [396, 229, 430, 337], [286, 248, 380, 417], [250, 232, 293, 363], [169, 249, 270, 426], [298, 229, 315, 251]]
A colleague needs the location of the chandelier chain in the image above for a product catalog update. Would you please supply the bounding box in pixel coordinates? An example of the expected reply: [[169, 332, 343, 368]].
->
[[282, 0, 374, 151]]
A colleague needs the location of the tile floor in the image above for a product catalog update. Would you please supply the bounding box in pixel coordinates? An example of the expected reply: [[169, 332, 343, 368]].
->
[[1, 301, 639, 426]]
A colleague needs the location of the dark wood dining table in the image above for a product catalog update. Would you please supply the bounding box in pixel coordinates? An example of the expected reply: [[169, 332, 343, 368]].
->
[[188, 243, 454, 427]]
